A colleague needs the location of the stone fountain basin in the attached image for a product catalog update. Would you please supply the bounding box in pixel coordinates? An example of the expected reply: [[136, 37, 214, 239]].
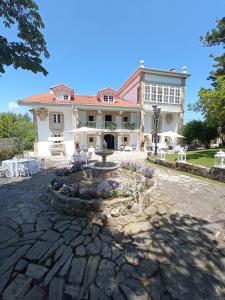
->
[[95, 150, 114, 156], [46, 168, 155, 219]]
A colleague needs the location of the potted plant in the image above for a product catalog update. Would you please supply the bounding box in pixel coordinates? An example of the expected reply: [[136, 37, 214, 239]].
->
[[106, 122, 117, 130]]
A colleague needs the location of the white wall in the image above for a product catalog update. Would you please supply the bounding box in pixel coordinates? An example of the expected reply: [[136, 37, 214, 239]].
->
[[35, 106, 74, 157]]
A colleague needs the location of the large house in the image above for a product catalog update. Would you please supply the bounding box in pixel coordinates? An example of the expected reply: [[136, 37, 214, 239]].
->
[[19, 61, 190, 157]]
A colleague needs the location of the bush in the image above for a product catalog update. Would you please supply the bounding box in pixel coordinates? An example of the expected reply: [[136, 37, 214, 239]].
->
[[0, 148, 19, 161]]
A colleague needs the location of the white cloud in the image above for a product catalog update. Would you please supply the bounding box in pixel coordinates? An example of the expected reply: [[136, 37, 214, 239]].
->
[[8, 102, 19, 109]]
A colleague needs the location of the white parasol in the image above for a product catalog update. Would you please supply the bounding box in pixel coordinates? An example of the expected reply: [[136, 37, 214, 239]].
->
[[158, 131, 185, 138]]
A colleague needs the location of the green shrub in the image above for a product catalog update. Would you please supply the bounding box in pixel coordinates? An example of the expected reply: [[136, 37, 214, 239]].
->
[[0, 148, 18, 161]]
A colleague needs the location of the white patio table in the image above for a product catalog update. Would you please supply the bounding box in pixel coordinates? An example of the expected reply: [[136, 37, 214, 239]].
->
[[72, 153, 88, 164], [2, 158, 40, 177]]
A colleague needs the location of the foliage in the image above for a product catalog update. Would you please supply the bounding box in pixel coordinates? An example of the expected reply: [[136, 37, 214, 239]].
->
[[124, 122, 136, 130], [142, 167, 155, 178], [0, 148, 18, 161], [0, 112, 34, 152], [189, 18, 225, 144], [188, 76, 225, 143], [200, 17, 225, 85], [121, 161, 154, 178], [0, 0, 49, 75], [182, 120, 217, 147], [106, 122, 117, 130]]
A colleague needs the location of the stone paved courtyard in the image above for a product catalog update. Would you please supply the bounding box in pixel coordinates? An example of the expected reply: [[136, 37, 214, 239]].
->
[[0, 152, 225, 299]]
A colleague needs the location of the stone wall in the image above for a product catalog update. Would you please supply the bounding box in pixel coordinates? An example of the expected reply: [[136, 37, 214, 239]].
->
[[147, 156, 225, 183], [0, 138, 17, 151], [45, 184, 157, 221]]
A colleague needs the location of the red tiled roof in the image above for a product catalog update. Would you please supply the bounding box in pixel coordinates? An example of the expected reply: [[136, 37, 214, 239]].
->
[[19, 93, 140, 107]]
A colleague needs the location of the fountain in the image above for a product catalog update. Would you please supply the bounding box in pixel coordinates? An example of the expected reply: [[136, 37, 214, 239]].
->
[[89, 140, 119, 170]]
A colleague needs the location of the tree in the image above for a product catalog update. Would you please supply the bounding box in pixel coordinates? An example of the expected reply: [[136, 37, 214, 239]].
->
[[189, 75, 225, 144], [182, 120, 217, 148], [0, 0, 49, 75], [201, 17, 225, 86], [0, 112, 34, 151], [189, 17, 225, 144]]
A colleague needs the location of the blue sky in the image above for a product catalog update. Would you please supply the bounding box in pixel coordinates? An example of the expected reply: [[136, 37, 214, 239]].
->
[[0, 0, 224, 123]]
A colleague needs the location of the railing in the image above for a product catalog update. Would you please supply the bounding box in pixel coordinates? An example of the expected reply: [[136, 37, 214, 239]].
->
[[52, 122, 62, 130], [79, 121, 138, 130], [121, 122, 138, 130]]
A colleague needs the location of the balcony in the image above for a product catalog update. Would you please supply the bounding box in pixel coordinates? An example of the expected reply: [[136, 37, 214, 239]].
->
[[121, 122, 138, 130], [52, 122, 62, 130], [79, 121, 139, 131]]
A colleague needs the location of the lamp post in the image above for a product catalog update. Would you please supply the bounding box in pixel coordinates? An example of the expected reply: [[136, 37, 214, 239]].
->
[[217, 126, 222, 146], [152, 105, 161, 156]]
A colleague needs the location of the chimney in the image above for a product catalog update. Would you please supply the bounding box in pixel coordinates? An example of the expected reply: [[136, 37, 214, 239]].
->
[[182, 66, 187, 73], [139, 59, 145, 68], [170, 68, 177, 72]]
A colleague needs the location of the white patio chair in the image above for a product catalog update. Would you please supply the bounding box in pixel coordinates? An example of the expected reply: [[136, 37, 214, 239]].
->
[[0, 163, 6, 177], [17, 163, 30, 177]]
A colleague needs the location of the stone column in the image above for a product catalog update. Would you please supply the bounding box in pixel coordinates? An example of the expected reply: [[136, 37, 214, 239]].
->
[[30, 109, 38, 155], [139, 78, 145, 150], [178, 78, 186, 134]]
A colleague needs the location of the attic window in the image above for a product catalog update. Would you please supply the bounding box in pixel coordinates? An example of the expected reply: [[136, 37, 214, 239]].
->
[[103, 95, 114, 102], [63, 93, 69, 100]]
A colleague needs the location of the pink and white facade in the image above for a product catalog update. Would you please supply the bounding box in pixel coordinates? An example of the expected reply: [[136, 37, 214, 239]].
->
[[19, 61, 190, 157]]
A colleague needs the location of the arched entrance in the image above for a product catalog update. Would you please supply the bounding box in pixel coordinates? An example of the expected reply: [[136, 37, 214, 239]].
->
[[104, 134, 114, 149]]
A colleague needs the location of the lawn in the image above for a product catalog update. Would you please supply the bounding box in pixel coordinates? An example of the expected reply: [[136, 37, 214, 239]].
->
[[164, 148, 224, 168]]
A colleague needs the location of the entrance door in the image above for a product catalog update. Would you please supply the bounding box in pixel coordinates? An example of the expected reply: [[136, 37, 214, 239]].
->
[[104, 134, 114, 149]]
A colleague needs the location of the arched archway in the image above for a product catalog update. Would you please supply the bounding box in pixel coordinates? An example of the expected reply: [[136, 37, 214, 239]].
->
[[104, 134, 114, 149]]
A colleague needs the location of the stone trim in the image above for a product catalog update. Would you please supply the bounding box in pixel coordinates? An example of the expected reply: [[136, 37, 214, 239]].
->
[[49, 112, 65, 131]]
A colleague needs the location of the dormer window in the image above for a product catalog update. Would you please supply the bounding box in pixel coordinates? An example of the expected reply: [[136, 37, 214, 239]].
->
[[103, 95, 114, 102], [63, 93, 69, 100]]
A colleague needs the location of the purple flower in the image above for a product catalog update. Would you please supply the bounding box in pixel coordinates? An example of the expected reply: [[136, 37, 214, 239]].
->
[[50, 177, 64, 190], [71, 162, 83, 173], [108, 180, 120, 189], [142, 167, 154, 178], [56, 167, 71, 176]]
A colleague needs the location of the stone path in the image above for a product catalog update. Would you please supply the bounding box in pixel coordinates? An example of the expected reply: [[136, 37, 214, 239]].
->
[[0, 154, 225, 299]]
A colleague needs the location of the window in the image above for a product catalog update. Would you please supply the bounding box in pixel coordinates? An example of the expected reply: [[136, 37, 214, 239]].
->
[[144, 84, 181, 104], [123, 136, 128, 143], [88, 115, 94, 122], [53, 113, 61, 123], [89, 137, 94, 143], [164, 95, 169, 103], [164, 86, 169, 95], [170, 87, 175, 96], [175, 97, 180, 104], [63, 93, 69, 100], [123, 116, 129, 123], [157, 95, 163, 103], [158, 86, 163, 95], [109, 95, 114, 102], [151, 94, 157, 102], [105, 115, 112, 122], [103, 95, 114, 102]]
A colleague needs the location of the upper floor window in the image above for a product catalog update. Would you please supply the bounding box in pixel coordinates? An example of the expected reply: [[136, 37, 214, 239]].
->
[[63, 93, 69, 100], [103, 95, 114, 102], [145, 84, 181, 104], [53, 113, 61, 123]]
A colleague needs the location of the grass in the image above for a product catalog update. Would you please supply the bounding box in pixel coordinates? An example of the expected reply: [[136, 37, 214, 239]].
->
[[164, 148, 225, 168]]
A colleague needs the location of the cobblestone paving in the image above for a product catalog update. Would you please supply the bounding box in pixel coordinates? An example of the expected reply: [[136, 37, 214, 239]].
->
[[0, 155, 225, 299]]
